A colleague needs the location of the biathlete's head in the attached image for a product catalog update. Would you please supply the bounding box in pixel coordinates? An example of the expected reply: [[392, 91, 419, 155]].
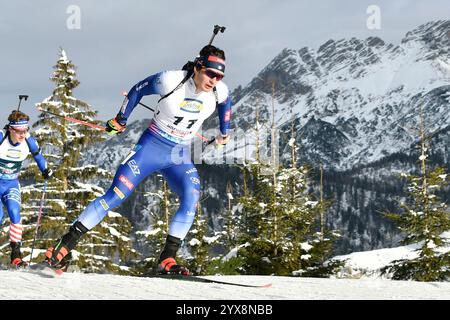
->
[[8, 110, 29, 143], [193, 45, 226, 92]]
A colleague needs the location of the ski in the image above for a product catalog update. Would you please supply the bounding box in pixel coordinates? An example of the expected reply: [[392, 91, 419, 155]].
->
[[28, 262, 63, 278], [142, 274, 272, 288]]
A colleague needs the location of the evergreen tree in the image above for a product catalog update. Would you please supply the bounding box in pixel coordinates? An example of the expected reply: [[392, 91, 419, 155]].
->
[[383, 112, 450, 281], [133, 176, 174, 273], [16, 48, 137, 273], [221, 181, 241, 249], [294, 166, 343, 278], [184, 203, 214, 275], [206, 181, 246, 275], [237, 118, 342, 276]]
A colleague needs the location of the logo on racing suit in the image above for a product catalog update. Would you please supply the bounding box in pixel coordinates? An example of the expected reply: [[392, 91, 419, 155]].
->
[[5, 188, 21, 204], [224, 109, 231, 122], [6, 149, 21, 159], [127, 160, 140, 176], [185, 168, 198, 175], [119, 175, 134, 190], [120, 97, 129, 113], [180, 98, 203, 114], [113, 187, 125, 199], [136, 81, 148, 92], [0, 159, 21, 177], [100, 199, 110, 210], [190, 177, 200, 185]]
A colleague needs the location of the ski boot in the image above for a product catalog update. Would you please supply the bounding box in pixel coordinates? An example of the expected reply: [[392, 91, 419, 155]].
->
[[156, 235, 189, 276], [157, 257, 189, 276], [10, 242, 28, 269], [43, 221, 88, 273]]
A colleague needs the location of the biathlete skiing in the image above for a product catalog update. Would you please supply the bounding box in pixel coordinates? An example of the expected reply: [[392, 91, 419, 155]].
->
[[0, 110, 52, 268], [42, 41, 232, 275]]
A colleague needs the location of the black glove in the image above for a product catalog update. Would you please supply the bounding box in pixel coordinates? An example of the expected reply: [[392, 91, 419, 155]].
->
[[42, 168, 53, 180], [105, 117, 126, 136]]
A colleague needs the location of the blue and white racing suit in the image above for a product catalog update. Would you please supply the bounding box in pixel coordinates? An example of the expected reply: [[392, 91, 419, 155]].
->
[[78, 70, 232, 240], [0, 131, 48, 242]]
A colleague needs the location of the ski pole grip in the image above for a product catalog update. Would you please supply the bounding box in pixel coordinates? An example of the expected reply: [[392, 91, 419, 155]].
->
[[207, 137, 216, 145]]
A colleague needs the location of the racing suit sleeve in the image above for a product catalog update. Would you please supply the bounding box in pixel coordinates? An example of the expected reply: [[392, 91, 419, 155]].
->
[[25, 135, 47, 173], [217, 96, 232, 136], [116, 72, 165, 125]]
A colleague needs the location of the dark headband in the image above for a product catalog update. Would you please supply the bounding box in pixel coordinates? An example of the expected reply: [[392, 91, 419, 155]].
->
[[198, 55, 225, 73]]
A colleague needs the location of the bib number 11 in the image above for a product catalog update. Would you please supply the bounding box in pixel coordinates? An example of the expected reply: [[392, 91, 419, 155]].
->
[[173, 117, 197, 129]]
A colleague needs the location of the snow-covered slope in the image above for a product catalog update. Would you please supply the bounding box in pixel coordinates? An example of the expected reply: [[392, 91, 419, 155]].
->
[[333, 232, 450, 279], [1, 270, 450, 300]]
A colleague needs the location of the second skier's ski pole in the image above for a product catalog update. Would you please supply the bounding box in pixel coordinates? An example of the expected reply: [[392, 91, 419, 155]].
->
[[29, 180, 48, 265], [37, 107, 106, 131]]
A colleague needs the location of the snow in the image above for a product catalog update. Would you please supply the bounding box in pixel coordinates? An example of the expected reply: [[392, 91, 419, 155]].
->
[[0, 270, 449, 300], [333, 232, 450, 279], [107, 211, 123, 218], [334, 245, 420, 274], [59, 50, 69, 64], [300, 242, 313, 251], [136, 228, 161, 237], [101, 224, 130, 242], [223, 243, 250, 261], [203, 235, 221, 244], [189, 238, 201, 246]]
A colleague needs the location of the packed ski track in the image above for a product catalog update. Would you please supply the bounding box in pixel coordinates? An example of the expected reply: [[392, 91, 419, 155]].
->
[[1, 270, 450, 300]]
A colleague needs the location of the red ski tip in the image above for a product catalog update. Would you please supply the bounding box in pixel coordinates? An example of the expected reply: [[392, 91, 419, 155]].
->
[[261, 283, 272, 288], [54, 269, 64, 276]]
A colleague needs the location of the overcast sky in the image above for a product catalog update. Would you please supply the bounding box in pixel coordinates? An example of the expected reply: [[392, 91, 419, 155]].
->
[[1, 0, 449, 125]]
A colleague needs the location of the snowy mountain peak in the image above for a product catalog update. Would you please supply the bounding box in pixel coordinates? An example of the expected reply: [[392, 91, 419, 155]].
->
[[228, 20, 450, 171], [402, 20, 450, 50]]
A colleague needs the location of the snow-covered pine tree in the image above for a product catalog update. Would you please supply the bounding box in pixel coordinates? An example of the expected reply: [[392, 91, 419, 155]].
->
[[234, 86, 287, 275], [133, 176, 175, 273], [205, 180, 246, 275], [220, 181, 242, 249], [285, 131, 342, 278], [18, 48, 137, 273], [382, 111, 450, 281], [184, 202, 213, 275], [237, 161, 281, 274], [237, 112, 342, 276], [233, 85, 285, 274]]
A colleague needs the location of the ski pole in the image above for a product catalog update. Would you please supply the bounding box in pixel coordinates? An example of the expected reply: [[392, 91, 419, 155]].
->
[[122, 91, 156, 113], [121, 92, 215, 144], [29, 180, 48, 265], [37, 107, 106, 131]]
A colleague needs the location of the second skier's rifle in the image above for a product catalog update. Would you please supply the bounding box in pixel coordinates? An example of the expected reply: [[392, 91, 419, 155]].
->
[[17, 95, 29, 111]]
